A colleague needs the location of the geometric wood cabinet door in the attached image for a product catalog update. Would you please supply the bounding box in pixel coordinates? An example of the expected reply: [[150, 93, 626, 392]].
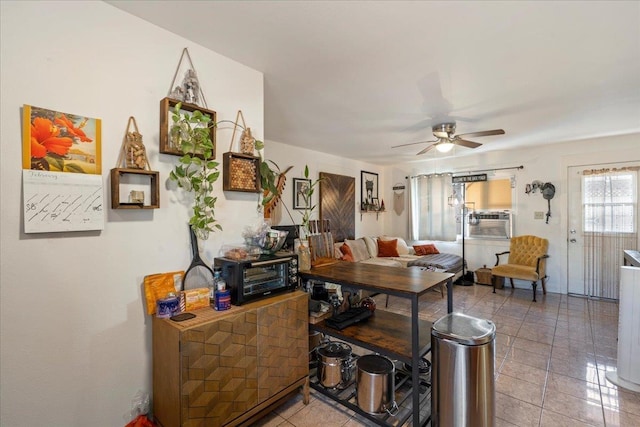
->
[[183, 311, 257, 426], [256, 291, 308, 403], [153, 291, 309, 427]]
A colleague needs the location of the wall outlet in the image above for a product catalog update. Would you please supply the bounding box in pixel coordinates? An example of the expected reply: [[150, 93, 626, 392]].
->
[[534, 211, 544, 220]]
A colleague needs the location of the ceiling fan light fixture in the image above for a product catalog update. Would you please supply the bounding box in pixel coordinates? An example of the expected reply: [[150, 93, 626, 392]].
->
[[432, 123, 456, 139], [436, 141, 454, 153], [392, 121, 504, 156]]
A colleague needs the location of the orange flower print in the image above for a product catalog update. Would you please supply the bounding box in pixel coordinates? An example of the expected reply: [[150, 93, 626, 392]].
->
[[30, 117, 73, 158], [54, 114, 92, 142]]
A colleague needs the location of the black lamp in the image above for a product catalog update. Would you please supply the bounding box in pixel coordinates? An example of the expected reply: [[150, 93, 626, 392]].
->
[[455, 201, 475, 286]]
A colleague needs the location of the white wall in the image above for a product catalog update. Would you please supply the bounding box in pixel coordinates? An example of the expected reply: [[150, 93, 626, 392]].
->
[[0, 2, 266, 426], [384, 134, 639, 294], [263, 140, 386, 239], [2, 3, 637, 426]]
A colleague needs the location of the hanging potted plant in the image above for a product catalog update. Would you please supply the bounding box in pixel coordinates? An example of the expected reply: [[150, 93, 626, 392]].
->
[[254, 138, 293, 218], [168, 102, 221, 240]]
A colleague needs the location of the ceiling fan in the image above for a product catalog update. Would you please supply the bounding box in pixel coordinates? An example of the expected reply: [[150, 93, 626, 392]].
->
[[392, 122, 505, 155]]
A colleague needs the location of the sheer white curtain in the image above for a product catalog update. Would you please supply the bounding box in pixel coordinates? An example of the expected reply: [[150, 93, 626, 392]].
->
[[583, 166, 638, 299], [409, 174, 457, 241]]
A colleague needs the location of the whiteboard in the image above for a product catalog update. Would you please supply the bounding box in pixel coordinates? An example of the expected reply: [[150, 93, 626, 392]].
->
[[23, 170, 105, 233]]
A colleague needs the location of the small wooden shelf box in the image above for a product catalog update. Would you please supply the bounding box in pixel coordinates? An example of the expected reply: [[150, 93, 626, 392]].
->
[[223, 152, 261, 193]]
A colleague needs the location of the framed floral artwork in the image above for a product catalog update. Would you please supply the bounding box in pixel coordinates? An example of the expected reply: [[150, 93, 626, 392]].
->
[[22, 105, 102, 174], [159, 97, 216, 159]]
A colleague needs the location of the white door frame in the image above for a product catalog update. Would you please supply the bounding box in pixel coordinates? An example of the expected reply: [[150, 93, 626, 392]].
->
[[566, 161, 640, 297]]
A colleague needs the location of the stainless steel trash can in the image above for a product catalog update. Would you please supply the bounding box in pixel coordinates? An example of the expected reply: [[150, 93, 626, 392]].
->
[[431, 312, 496, 427]]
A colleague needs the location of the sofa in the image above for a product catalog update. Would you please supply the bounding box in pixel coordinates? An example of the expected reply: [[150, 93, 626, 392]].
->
[[335, 236, 421, 267], [332, 236, 464, 301], [335, 236, 465, 273]]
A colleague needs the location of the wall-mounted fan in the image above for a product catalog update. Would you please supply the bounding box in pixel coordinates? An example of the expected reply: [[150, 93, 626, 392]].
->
[[392, 122, 505, 155]]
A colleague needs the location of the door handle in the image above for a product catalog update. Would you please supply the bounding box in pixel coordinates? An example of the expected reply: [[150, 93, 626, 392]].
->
[[570, 238, 577, 243]]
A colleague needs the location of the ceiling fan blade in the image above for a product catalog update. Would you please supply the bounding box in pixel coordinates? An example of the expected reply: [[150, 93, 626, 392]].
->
[[455, 139, 482, 149], [391, 139, 438, 149], [456, 129, 505, 138], [416, 144, 436, 155]]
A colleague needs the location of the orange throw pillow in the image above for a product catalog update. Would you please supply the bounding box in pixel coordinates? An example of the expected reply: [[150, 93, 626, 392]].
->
[[413, 244, 440, 256], [377, 238, 399, 257], [340, 243, 355, 262]]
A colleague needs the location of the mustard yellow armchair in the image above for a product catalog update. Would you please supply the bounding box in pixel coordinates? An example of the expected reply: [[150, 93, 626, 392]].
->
[[492, 235, 549, 302]]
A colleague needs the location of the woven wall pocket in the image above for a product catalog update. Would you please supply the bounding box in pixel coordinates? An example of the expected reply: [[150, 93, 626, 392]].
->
[[117, 116, 151, 170], [228, 110, 255, 155]]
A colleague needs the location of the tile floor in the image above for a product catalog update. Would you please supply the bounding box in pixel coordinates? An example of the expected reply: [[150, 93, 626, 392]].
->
[[255, 284, 640, 426]]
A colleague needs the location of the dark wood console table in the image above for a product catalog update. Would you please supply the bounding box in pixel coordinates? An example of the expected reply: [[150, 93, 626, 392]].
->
[[299, 261, 454, 427]]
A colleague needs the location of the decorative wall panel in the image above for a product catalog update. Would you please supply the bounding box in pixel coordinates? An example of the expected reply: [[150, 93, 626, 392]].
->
[[319, 172, 355, 242]]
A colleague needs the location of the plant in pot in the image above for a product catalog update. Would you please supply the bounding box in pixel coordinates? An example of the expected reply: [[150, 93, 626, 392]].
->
[[168, 102, 221, 240], [294, 165, 323, 270], [298, 165, 323, 238]]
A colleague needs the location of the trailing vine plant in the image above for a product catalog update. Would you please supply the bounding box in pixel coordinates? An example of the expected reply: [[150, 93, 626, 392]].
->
[[168, 103, 291, 239], [168, 102, 221, 240]]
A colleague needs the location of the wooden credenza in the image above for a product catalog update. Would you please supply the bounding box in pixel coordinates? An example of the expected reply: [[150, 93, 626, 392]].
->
[[153, 291, 309, 427]]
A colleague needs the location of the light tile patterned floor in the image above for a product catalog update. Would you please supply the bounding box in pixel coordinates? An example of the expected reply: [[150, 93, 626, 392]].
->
[[254, 284, 640, 426]]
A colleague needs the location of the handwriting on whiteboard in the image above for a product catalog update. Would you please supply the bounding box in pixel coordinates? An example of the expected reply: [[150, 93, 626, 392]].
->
[[22, 170, 104, 233]]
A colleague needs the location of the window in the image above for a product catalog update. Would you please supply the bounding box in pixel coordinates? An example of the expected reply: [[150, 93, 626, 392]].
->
[[455, 177, 514, 238], [583, 172, 637, 233], [409, 174, 457, 241], [410, 174, 516, 241], [464, 178, 513, 211]]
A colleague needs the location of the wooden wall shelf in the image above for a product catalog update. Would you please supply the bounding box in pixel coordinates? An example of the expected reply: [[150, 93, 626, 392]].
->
[[360, 210, 385, 220], [110, 168, 159, 209], [223, 151, 261, 193], [159, 97, 217, 159]]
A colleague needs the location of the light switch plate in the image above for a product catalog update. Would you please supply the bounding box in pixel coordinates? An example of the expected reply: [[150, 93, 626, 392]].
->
[[534, 211, 544, 220]]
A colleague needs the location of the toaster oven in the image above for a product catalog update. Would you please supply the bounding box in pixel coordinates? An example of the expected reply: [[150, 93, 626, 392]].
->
[[213, 253, 299, 305]]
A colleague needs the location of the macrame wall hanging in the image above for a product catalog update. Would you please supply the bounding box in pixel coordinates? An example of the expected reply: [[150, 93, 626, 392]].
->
[[393, 182, 405, 215], [167, 47, 208, 108]]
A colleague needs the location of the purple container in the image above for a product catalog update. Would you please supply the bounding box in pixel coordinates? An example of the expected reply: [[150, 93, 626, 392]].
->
[[215, 289, 231, 311], [156, 296, 180, 318]]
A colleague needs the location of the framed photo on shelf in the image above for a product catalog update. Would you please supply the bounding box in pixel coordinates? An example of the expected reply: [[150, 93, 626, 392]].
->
[[293, 178, 311, 210], [159, 97, 216, 159], [361, 170, 378, 209], [371, 197, 379, 211]]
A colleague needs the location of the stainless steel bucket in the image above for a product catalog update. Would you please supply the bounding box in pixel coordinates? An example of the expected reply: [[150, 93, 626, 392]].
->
[[317, 342, 354, 388], [356, 354, 396, 414]]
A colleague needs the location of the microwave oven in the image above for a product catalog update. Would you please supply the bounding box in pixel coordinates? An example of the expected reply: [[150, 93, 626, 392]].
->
[[213, 253, 299, 305]]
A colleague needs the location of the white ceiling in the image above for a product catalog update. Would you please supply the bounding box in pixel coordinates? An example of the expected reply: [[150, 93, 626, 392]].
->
[[107, 1, 640, 165]]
